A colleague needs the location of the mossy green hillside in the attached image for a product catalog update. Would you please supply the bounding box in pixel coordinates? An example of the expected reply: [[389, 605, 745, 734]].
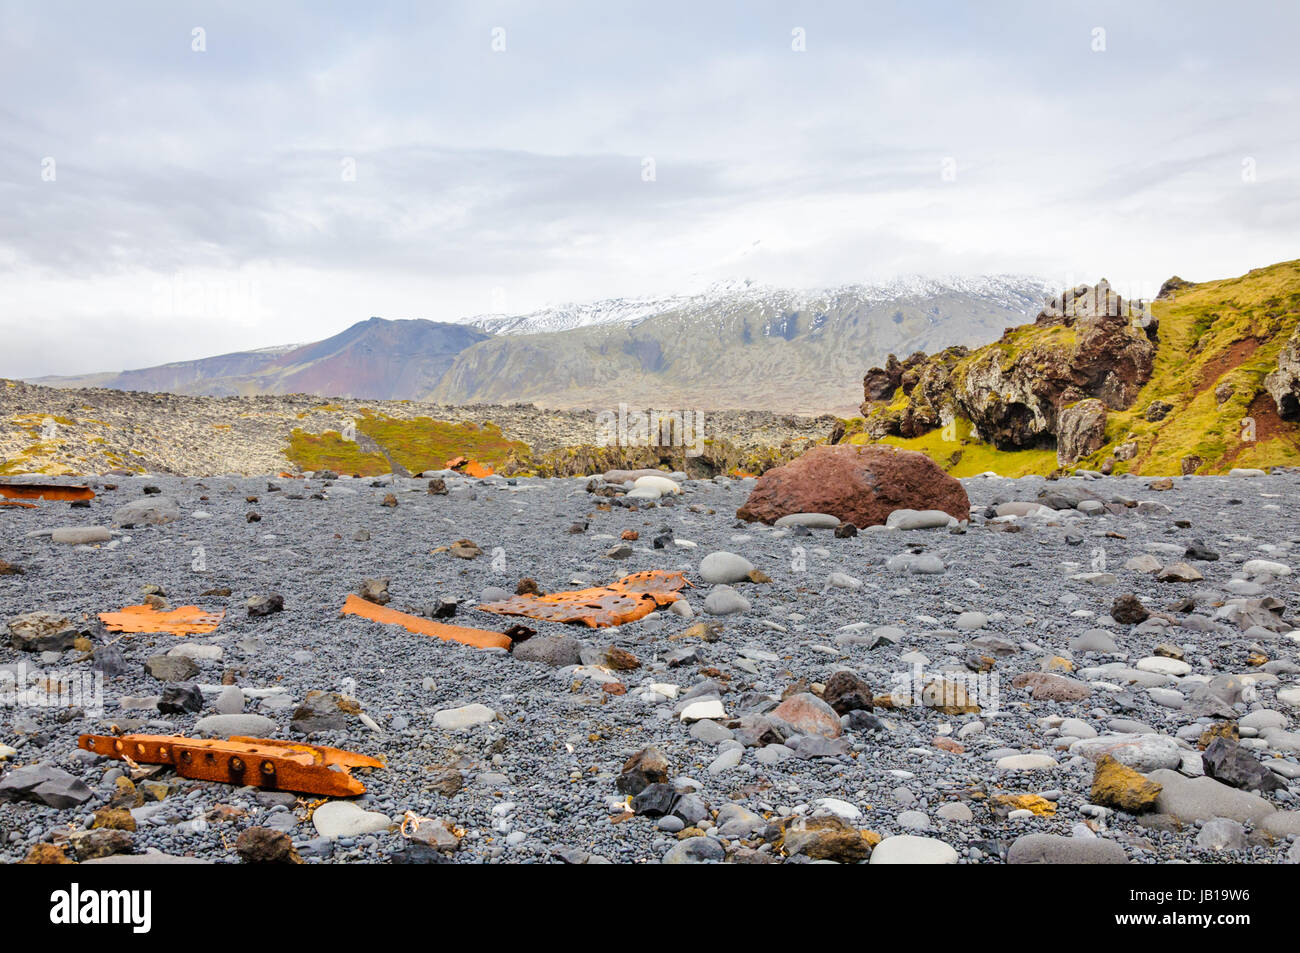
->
[[855, 259, 1300, 476]]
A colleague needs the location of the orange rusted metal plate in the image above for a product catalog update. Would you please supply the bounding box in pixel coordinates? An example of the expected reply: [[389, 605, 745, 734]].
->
[[478, 570, 692, 628], [78, 734, 383, 797], [341, 594, 512, 650], [0, 501, 38, 508], [98, 604, 225, 636], [0, 482, 95, 502], [445, 456, 494, 478]]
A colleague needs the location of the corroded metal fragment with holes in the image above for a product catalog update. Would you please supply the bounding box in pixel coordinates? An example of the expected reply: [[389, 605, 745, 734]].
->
[[477, 570, 692, 628], [77, 734, 384, 797]]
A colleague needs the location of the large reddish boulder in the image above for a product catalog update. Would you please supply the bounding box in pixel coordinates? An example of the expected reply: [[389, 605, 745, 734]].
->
[[736, 444, 969, 528]]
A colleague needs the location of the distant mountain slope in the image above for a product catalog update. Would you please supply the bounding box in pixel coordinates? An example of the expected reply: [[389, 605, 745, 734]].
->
[[434, 278, 1053, 412], [31, 277, 1053, 412], [34, 318, 489, 399], [843, 259, 1300, 476]]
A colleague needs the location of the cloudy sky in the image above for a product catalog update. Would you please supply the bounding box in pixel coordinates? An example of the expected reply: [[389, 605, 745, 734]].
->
[[1, 0, 1296, 377]]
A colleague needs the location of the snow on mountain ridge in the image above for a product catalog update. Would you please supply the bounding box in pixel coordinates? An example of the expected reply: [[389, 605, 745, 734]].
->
[[464, 274, 1054, 336]]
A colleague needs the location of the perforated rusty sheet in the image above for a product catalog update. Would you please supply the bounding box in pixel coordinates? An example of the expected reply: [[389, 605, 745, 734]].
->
[[477, 570, 691, 628], [0, 482, 95, 502], [78, 733, 383, 797]]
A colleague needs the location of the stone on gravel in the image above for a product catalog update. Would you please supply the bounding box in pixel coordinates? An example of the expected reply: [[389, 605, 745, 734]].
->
[[1007, 833, 1128, 864], [703, 586, 750, 615], [513, 634, 582, 667], [144, 655, 200, 682], [8, 612, 79, 652], [822, 671, 873, 715], [736, 444, 969, 528], [312, 801, 391, 839], [869, 834, 958, 865], [50, 527, 112, 544], [1070, 734, 1183, 772], [770, 693, 842, 738], [112, 496, 180, 527], [699, 551, 756, 584], [0, 763, 93, 808], [1090, 755, 1162, 812], [1146, 769, 1276, 824], [1012, 672, 1091, 701], [885, 509, 958, 530], [773, 513, 840, 528], [194, 713, 276, 737], [434, 704, 496, 730]]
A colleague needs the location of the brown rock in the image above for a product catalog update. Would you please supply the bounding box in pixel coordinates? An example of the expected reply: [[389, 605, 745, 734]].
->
[[380, 493, 398, 507], [779, 815, 873, 863], [1012, 672, 1091, 701], [20, 843, 74, 865], [92, 807, 137, 831], [426, 766, 463, 796], [1090, 755, 1162, 813], [601, 646, 641, 670], [1198, 721, 1239, 750], [236, 827, 303, 864], [1110, 593, 1150, 624], [822, 671, 874, 715], [769, 692, 843, 738], [515, 577, 542, 595], [449, 539, 482, 559], [921, 678, 981, 714], [70, 828, 134, 861], [358, 577, 390, 605], [736, 445, 969, 528], [617, 745, 671, 796]]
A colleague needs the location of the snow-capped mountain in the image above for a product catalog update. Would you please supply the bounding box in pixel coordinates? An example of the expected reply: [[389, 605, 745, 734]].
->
[[465, 275, 1053, 336], [33, 275, 1056, 412]]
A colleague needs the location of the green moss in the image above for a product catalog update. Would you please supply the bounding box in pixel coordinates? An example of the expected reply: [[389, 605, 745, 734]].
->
[[284, 412, 531, 475], [285, 429, 389, 476], [848, 417, 1059, 477], [356, 415, 528, 473]]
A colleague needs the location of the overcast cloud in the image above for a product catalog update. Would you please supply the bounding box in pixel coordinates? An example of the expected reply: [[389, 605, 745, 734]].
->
[[1, 0, 1297, 377]]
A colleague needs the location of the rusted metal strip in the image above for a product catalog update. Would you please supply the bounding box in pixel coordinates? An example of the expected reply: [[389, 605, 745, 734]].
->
[[341, 594, 512, 650], [0, 482, 95, 502], [477, 570, 691, 628], [77, 734, 383, 797], [98, 604, 225, 636]]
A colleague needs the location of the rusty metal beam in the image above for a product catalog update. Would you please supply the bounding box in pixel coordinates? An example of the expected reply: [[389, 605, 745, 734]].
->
[[341, 594, 512, 650], [78, 734, 383, 797]]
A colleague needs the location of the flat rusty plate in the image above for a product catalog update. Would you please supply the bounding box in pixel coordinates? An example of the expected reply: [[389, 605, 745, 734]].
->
[[78, 733, 383, 797], [98, 604, 225, 636], [477, 570, 691, 628], [0, 482, 95, 502]]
